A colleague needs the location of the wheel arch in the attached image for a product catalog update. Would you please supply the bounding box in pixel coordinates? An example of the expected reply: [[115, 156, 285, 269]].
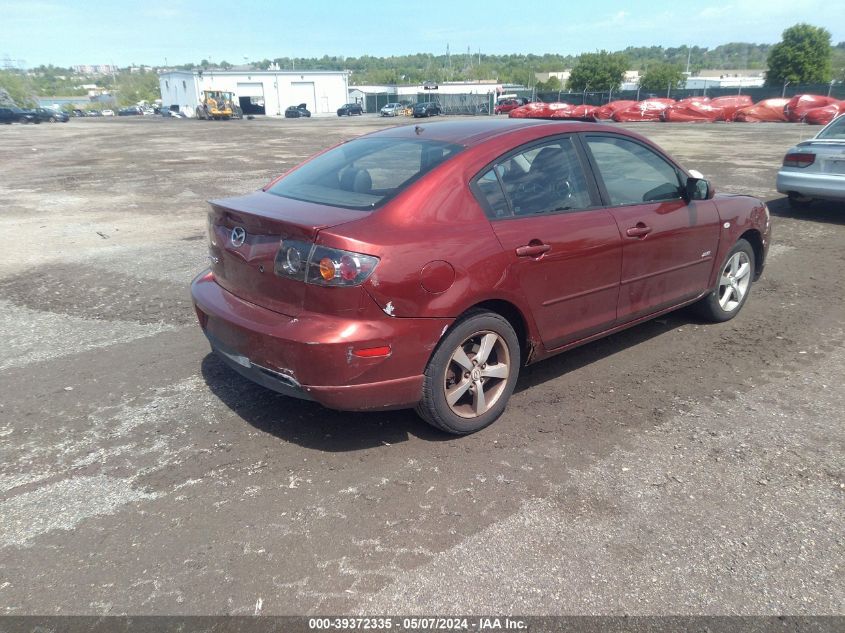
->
[[458, 298, 536, 366], [739, 228, 764, 280]]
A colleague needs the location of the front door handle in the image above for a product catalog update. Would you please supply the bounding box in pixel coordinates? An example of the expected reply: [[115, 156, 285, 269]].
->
[[516, 243, 551, 257], [626, 223, 652, 238]]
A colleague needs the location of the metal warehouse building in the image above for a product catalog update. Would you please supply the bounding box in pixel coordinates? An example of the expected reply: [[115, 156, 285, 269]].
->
[[158, 69, 349, 117]]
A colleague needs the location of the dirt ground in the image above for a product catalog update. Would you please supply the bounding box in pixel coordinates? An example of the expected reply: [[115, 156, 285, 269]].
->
[[0, 115, 843, 616]]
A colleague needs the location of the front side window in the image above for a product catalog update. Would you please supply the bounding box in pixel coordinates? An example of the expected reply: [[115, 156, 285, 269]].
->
[[585, 136, 683, 206], [475, 138, 593, 218], [267, 137, 462, 210]]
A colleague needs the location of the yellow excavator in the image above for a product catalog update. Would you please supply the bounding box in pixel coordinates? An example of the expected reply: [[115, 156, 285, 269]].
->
[[196, 90, 241, 120]]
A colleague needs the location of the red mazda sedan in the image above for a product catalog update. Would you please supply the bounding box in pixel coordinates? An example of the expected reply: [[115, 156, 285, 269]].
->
[[191, 119, 771, 434]]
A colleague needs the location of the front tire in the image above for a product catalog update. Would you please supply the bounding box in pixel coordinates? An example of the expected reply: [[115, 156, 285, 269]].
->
[[693, 239, 755, 322], [416, 311, 520, 435]]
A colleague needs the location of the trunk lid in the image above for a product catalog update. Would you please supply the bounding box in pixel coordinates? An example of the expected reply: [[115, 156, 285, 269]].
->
[[207, 191, 365, 316]]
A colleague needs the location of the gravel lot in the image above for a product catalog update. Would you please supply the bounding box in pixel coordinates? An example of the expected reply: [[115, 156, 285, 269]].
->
[[0, 115, 843, 616]]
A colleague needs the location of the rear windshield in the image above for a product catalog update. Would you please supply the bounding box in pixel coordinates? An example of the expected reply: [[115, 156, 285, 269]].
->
[[817, 116, 845, 140], [267, 137, 463, 210]]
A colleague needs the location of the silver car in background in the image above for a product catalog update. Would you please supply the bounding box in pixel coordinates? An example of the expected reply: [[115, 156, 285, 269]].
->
[[379, 102, 403, 117], [777, 114, 845, 209]]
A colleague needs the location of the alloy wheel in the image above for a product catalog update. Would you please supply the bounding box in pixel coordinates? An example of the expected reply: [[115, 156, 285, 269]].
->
[[443, 331, 510, 418], [718, 251, 751, 312]]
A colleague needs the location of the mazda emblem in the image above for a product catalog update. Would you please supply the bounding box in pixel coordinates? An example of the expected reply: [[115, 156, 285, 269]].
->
[[230, 226, 246, 248]]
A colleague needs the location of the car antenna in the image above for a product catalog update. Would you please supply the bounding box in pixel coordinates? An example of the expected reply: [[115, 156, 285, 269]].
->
[[415, 125, 424, 135]]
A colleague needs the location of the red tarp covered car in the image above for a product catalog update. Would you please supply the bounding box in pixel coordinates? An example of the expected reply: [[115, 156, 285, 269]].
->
[[662, 102, 723, 122], [663, 95, 754, 122], [803, 102, 845, 125], [508, 102, 574, 119], [593, 100, 637, 120], [612, 99, 675, 122], [567, 105, 600, 119], [709, 95, 754, 120], [733, 98, 790, 122], [784, 94, 839, 122]]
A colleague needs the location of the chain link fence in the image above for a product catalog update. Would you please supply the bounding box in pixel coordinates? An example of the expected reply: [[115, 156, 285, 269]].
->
[[357, 83, 843, 116], [537, 83, 845, 106]]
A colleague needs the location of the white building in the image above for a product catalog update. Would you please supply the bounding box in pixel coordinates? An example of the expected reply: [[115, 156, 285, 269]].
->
[[534, 71, 571, 85], [158, 69, 350, 117], [684, 72, 765, 90], [350, 81, 505, 100]]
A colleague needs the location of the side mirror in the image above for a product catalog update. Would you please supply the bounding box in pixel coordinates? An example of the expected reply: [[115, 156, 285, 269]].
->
[[686, 177, 713, 201]]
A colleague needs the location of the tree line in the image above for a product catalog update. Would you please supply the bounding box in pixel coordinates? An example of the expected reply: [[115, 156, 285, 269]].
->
[[560, 25, 843, 93]]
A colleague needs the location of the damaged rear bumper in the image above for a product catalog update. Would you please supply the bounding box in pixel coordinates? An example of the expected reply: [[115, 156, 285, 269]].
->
[[191, 270, 452, 411]]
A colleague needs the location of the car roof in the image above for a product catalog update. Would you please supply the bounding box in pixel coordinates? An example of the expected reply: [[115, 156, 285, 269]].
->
[[369, 118, 620, 146]]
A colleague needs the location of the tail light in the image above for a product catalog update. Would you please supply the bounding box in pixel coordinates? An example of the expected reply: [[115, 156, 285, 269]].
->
[[783, 152, 815, 168], [274, 240, 379, 287]]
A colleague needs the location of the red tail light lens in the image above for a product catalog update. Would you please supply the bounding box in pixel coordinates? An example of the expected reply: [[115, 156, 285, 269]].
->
[[339, 255, 360, 281], [783, 152, 815, 168]]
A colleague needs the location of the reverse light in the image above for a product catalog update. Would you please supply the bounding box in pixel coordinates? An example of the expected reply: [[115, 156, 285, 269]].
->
[[274, 239, 311, 281], [783, 152, 815, 168]]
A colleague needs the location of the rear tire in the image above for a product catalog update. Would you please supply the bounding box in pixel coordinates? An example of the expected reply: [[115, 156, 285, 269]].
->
[[692, 239, 755, 322], [415, 310, 520, 435]]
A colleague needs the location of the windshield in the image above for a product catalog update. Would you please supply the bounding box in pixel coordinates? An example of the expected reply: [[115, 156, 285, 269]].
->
[[817, 115, 845, 140], [267, 137, 463, 210]]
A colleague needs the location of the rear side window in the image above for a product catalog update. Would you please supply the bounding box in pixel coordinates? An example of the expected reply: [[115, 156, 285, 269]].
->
[[267, 137, 462, 210], [585, 136, 683, 205], [475, 137, 594, 218], [817, 116, 845, 139]]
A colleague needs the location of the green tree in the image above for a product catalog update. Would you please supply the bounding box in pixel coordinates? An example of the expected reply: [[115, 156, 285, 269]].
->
[[114, 70, 161, 106], [831, 42, 845, 82], [567, 51, 628, 91], [639, 63, 686, 92], [0, 71, 37, 106], [766, 23, 832, 86], [536, 75, 562, 92]]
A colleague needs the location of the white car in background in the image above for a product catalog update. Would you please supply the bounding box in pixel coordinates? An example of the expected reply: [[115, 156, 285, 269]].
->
[[101, 109, 115, 117], [777, 114, 845, 209]]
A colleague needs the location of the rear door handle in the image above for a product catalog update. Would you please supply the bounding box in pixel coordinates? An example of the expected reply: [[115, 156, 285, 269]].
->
[[515, 243, 551, 257], [626, 223, 652, 238]]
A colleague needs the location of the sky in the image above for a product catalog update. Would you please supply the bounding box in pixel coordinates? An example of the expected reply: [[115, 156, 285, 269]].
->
[[2, 0, 843, 68]]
